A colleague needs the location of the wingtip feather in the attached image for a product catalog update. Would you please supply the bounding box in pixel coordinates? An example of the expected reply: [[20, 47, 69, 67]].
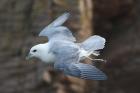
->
[[73, 63, 107, 80]]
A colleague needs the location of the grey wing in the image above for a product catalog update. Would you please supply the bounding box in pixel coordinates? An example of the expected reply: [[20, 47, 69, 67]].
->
[[39, 13, 76, 42], [64, 63, 107, 80], [47, 12, 70, 27], [45, 27, 76, 41], [51, 41, 107, 80]]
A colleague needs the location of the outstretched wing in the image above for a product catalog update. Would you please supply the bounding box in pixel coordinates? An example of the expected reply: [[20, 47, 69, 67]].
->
[[51, 41, 107, 80], [65, 63, 107, 80], [80, 35, 106, 51], [39, 13, 76, 42], [47, 12, 70, 27]]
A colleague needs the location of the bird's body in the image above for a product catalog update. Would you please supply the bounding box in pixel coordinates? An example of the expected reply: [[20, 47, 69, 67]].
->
[[27, 13, 107, 80], [32, 39, 101, 64]]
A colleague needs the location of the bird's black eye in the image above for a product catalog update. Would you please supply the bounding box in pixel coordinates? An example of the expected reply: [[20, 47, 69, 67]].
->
[[33, 50, 37, 52]]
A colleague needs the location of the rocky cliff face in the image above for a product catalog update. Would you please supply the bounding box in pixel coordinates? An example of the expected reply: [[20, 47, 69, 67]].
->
[[0, 0, 140, 93]]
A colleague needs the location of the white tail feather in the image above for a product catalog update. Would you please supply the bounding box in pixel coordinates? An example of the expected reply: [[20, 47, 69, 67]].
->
[[79, 35, 106, 62]]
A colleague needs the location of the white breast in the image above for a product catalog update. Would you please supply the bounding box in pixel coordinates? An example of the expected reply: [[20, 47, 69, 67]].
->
[[39, 43, 56, 64], [44, 52, 55, 63]]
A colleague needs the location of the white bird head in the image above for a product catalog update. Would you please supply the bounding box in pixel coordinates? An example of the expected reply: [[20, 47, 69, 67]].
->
[[26, 44, 45, 60], [26, 43, 55, 63]]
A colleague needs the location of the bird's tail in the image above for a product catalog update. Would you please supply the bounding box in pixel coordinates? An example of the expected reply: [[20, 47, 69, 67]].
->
[[79, 35, 106, 60]]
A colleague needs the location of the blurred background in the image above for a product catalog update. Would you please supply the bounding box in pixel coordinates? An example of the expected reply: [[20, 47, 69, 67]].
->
[[0, 0, 140, 93]]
